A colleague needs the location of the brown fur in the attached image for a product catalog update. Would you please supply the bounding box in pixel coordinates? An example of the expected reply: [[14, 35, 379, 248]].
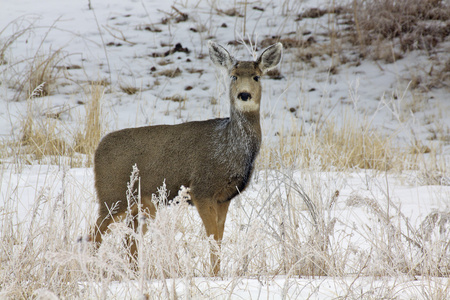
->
[[91, 41, 282, 275]]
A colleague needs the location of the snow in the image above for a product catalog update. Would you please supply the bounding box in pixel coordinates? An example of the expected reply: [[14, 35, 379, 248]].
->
[[1, 0, 449, 298]]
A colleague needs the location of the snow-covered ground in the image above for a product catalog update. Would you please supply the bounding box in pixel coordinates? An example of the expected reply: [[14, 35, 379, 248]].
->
[[1, 0, 449, 298]]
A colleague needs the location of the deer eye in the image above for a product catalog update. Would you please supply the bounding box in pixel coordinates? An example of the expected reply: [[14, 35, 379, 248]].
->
[[230, 75, 237, 81], [253, 76, 260, 82]]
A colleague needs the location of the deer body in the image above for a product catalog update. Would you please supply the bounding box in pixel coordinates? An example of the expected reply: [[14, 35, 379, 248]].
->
[[92, 41, 282, 275], [95, 116, 260, 212]]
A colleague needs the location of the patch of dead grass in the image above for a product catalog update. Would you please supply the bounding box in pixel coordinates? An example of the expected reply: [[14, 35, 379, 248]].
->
[[260, 118, 399, 172], [74, 84, 104, 166], [120, 85, 139, 95], [350, 0, 450, 53], [156, 67, 182, 78], [162, 94, 187, 104], [19, 84, 70, 162], [12, 50, 66, 101]]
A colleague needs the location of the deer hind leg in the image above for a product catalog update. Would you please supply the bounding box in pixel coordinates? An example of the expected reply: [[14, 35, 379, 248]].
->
[[217, 201, 230, 242], [91, 204, 125, 249], [91, 197, 156, 257], [125, 196, 157, 262]]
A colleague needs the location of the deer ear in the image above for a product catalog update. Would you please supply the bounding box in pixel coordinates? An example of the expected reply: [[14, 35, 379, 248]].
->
[[208, 41, 236, 70], [257, 43, 282, 73]]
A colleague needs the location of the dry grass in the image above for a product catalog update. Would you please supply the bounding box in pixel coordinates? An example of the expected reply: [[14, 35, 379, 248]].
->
[[156, 67, 182, 78], [260, 117, 395, 172], [162, 94, 187, 103], [0, 17, 35, 65], [275, 0, 450, 91], [27, 51, 64, 97], [20, 117, 68, 161], [349, 0, 450, 54], [320, 119, 393, 170], [1, 17, 68, 102], [10, 50, 66, 101], [4, 83, 105, 167], [1, 157, 448, 298], [120, 84, 139, 95], [74, 84, 104, 166], [260, 112, 449, 187], [17, 84, 69, 163]]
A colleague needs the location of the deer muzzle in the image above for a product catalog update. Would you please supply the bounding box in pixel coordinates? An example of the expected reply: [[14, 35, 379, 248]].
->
[[238, 92, 252, 101]]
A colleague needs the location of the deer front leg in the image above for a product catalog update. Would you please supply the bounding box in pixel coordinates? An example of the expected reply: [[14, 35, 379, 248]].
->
[[193, 200, 221, 276]]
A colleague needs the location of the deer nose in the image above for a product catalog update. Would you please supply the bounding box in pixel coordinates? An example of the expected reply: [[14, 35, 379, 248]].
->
[[238, 92, 252, 101]]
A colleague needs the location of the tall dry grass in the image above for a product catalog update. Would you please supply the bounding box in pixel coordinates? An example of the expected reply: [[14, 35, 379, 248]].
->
[[260, 117, 395, 172], [1, 82, 105, 168], [1, 154, 448, 298], [0, 17, 36, 65], [5, 49, 66, 102], [74, 84, 105, 166], [17, 83, 69, 164]]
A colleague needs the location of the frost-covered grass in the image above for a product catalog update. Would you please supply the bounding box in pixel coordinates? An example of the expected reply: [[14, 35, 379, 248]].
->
[[1, 0, 449, 298], [1, 164, 449, 298]]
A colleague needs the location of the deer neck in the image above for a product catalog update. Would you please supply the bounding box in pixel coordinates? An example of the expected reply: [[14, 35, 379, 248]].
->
[[211, 105, 261, 179], [228, 104, 262, 151]]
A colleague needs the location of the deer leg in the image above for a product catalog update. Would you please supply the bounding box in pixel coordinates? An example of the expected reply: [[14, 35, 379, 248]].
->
[[211, 200, 231, 275], [217, 201, 230, 242], [91, 214, 113, 248], [194, 200, 220, 276], [91, 204, 128, 249], [126, 196, 157, 262]]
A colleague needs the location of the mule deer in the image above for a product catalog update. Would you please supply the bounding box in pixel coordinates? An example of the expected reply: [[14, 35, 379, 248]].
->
[[91, 41, 282, 275]]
